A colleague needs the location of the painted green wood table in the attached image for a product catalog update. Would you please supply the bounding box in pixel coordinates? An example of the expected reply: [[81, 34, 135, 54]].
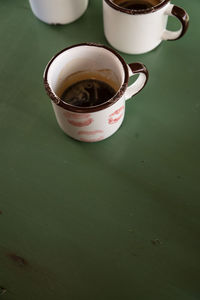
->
[[0, 0, 200, 299]]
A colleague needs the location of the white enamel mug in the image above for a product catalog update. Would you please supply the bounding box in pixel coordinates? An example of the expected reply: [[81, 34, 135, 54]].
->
[[29, 0, 89, 25], [103, 0, 189, 54], [44, 43, 148, 142]]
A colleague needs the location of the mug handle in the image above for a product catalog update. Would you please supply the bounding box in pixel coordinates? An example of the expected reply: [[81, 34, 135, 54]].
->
[[125, 63, 149, 101], [162, 4, 189, 41]]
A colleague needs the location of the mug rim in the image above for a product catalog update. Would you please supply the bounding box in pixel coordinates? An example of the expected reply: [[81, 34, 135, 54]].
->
[[43, 43, 129, 113], [104, 0, 170, 15]]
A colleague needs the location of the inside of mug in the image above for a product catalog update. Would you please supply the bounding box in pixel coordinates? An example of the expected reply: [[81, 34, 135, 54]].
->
[[110, 0, 165, 10], [46, 44, 125, 101]]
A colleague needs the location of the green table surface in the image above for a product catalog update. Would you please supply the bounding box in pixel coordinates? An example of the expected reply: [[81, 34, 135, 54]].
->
[[0, 0, 200, 299]]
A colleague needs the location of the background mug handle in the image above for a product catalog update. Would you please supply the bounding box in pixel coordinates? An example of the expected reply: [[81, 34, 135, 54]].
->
[[162, 4, 189, 41], [125, 63, 149, 101]]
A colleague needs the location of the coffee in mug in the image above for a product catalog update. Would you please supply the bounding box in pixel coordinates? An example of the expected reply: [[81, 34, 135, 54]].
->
[[112, 0, 163, 10], [58, 71, 118, 108]]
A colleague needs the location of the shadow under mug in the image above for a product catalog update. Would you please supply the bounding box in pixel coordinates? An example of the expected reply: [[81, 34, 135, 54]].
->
[[103, 0, 189, 54], [44, 43, 148, 142], [29, 0, 89, 25]]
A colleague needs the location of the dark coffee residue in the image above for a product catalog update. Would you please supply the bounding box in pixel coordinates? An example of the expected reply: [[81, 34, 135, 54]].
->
[[151, 239, 162, 246], [8, 253, 28, 267], [0, 287, 7, 295]]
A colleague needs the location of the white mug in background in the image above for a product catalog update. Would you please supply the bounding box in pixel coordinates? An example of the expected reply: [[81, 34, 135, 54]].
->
[[103, 0, 189, 54], [29, 0, 89, 25], [44, 43, 148, 142]]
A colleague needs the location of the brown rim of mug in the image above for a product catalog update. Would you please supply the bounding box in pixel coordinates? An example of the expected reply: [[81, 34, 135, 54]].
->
[[43, 43, 129, 113], [104, 0, 170, 15]]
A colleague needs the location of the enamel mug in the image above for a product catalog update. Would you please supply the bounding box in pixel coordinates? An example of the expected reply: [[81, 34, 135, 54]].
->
[[29, 0, 89, 25], [44, 43, 148, 142], [103, 0, 189, 54]]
